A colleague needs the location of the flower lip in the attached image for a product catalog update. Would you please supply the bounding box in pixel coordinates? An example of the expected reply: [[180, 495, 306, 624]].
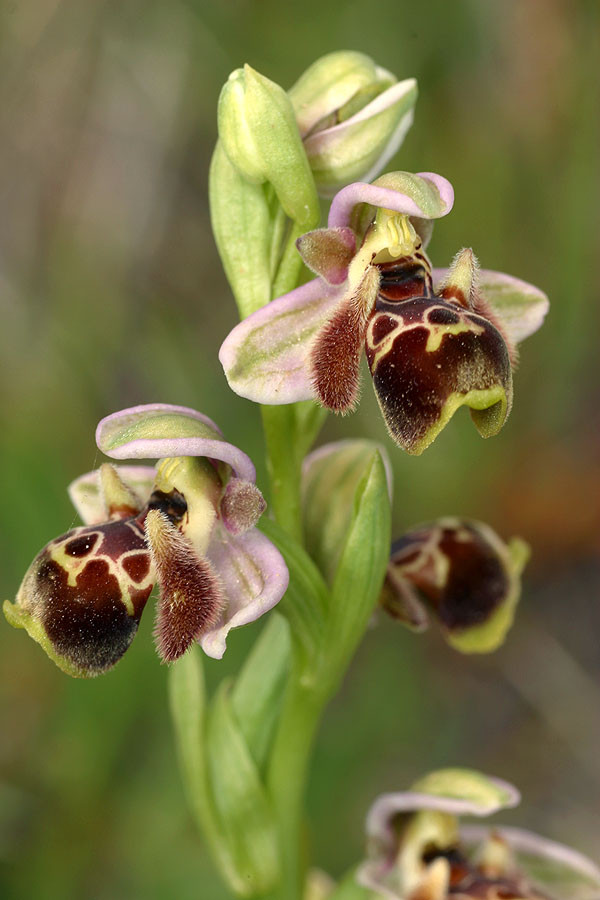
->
[[327, 172, 454, 229], [96, 403, 256, 482]]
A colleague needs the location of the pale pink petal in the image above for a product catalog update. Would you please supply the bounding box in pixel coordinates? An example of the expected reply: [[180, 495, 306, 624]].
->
[[219, 278, 342, 404], [201, 527, 289, 659]]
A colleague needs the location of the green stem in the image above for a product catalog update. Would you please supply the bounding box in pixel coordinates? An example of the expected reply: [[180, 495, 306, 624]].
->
[[260, 218, 316, 544], [261, 405, 305, 542], [266, 665, 325, 900]]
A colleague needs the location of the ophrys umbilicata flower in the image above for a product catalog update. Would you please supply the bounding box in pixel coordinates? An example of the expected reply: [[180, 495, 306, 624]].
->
[[381, 518, 529, 653], [3, 404, 288, 677], [358, 769, 600, 900], [220, 172, 549, 454]]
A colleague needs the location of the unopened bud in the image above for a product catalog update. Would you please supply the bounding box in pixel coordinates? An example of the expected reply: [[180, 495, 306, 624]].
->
[[218, 64, 319, 227], [289, 51, 417, 196]]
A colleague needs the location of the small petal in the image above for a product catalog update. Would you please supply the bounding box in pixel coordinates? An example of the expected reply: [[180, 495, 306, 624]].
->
[[296, 227, 356, 284], [145, 510, 225, 663], [99, 464, 145, 519], [220, 478, 267, 535], [96, 403, 256, 482], [219, 278, 341, 404], [201, 527, 289, 659], [310, 266, 380, 413], [433, 268, 549, 345], [328, 171, 454, 230], [437, 248, 479, 309], [68, 465, 156, 526]]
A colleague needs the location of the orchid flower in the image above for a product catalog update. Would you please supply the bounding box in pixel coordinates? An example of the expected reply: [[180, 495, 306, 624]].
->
[[381, 518, 530, 653], [358, 769, 600, 900], [220, 172, 549, 454], [3, 404, 288, 677]]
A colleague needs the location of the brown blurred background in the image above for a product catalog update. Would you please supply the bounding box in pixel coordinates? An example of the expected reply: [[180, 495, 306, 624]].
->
[[1, 1, 599, 897]]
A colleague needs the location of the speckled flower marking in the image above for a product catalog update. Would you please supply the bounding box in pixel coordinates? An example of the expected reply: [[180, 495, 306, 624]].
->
[[4, 405, 289, 677], [18, 516, 154, 678], [220, 172, 548, 454]]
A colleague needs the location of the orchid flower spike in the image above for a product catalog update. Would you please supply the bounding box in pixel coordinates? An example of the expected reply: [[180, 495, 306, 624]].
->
[[358, 768, 600, 900], [3, 404, 288, 677], [381, 518, 530, 653], [220, 172, 549, 454]]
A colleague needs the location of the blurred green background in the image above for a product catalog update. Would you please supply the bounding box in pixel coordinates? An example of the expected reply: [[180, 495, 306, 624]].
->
[[1, 0, 599, 897]]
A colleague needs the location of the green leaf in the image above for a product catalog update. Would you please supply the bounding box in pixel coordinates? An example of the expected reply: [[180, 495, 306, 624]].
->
[[302, 439, 391, 585], [168, 648, 243, 893], [258, 517, 329, 668], [206, 682, 281, 897], [231, 612, 291, 773], [322, 450, 391, 691], [209, 142, 274, 318]]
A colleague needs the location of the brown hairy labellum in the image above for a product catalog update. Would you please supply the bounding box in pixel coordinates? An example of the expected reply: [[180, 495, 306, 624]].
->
[[145, 510, 224, 663], [365, 295, 512, 454], [15, 519, 154, 677]]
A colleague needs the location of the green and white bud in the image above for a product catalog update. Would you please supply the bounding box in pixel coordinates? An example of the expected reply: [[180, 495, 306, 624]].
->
[[218, 64, 319, 228], [289, 51, 418, 196]]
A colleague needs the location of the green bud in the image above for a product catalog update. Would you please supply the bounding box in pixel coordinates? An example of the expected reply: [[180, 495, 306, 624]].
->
[[218, 64, 319, 228], [289, 51, 395, 137], [289, 51, 418, 196], [323, 449, 391, 692], [301, 439, 392, 586]]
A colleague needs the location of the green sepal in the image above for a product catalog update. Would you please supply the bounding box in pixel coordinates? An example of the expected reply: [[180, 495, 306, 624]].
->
[[302, 440, 391, 585], [305, 79, 417, 196], [231, 613, 291, 773], [289, 50, 393, 136], [206, 681, 281, 897], [209, 142, 274, 318], [168, 648, 244, 894], [218, 65, 319, 230], [258, 517, 329, 669], [321, 450, 391, 691], [98, 408, 222, 452], [411, 768, 518, 814]]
